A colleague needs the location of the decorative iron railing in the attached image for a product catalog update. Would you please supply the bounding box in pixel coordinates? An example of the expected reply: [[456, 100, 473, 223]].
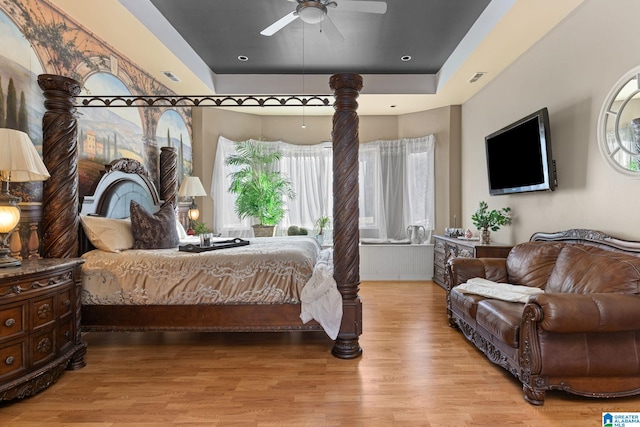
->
[[74, 94, 333, 108]]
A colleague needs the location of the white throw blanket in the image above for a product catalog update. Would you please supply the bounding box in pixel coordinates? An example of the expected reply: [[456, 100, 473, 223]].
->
[[454, 277, 543, 303], [300, 248, 343, 339]]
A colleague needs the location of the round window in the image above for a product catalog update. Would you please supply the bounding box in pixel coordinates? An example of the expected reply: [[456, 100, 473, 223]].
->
[[598, 65, 640, 177]]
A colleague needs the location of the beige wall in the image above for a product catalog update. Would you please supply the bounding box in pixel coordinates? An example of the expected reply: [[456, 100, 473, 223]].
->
[[260, 115, 399, 144], [460, 0, 640, 244], [399, 106, 462, 235]]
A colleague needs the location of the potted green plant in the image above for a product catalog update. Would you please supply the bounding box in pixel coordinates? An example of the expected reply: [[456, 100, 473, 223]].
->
[[471, 201, 512, 244], [225, 140, 295, 237], [191, 220, 211, 235], [314, 215, 331, 245]]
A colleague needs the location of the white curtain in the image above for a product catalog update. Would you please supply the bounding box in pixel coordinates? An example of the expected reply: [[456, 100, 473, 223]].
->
[[212, 136, 253, 237], [212, 136, 333, 237], [279, 141, 333, 235], [211, 134, 435, 241], [359, 135, 435, 240]]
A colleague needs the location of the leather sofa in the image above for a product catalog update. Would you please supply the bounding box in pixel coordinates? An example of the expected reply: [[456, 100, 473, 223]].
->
[[446, 229, 640, 405]]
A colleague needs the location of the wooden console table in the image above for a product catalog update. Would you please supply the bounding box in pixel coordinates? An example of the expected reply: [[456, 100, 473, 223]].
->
[[433, 235, 512, 289], [0, 258, 86, 401]]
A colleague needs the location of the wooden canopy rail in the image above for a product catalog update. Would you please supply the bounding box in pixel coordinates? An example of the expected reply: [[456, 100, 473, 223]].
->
[[36, 73, 363, 359]]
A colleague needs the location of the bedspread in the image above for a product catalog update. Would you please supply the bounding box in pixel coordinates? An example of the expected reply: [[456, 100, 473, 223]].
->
[[81, 236, 321, 305]]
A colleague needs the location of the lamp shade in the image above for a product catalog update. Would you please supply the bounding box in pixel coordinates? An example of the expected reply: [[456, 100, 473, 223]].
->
[[178, 176, 207, 197], [0, 129, 50, 182]]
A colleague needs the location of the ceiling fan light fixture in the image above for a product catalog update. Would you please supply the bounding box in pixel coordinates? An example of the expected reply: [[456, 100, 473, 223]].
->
[[297, 2, 327, 24]]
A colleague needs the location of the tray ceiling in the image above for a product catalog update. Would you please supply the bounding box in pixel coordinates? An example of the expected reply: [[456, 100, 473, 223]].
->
[[52, 0, 585, 115]]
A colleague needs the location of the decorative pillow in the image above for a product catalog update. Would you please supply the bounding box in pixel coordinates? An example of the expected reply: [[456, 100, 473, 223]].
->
[[176, 219, 188, 239], [80, 215, 134, 252], [130, 201, 180, 249]]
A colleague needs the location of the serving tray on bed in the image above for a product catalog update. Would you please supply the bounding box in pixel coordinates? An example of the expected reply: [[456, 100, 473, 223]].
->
[[179, 238, 249, 253]]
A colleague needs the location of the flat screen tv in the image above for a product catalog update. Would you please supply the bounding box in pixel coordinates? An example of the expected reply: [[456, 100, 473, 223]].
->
[[485, 107, 557, 196]]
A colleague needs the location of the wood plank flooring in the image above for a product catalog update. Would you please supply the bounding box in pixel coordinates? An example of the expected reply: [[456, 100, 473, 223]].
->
[[1, 281, 638, 426]]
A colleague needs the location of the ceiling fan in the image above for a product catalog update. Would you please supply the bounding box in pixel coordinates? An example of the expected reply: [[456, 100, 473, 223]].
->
[[260, 0, 388, 43]]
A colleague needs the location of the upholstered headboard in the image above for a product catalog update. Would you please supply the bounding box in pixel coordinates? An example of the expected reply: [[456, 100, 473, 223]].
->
[[79, 158, 164, 253], [80, 158, 162, 217]]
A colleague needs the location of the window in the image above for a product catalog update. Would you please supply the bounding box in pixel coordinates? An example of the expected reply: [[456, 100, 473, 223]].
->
[[212, 135, 435, 241]]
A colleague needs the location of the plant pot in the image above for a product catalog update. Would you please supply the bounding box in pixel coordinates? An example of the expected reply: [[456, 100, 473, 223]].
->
[[316, 233, 324, 246], [252, 225, 275, 238]]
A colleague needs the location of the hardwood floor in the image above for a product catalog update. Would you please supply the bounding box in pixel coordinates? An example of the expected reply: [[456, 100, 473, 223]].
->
[[1, 281, 637, 426]]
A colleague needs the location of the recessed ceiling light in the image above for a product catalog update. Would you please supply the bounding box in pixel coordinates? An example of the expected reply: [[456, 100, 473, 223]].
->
[[401, 55, 412, 62], [238, 55, 249, 62]]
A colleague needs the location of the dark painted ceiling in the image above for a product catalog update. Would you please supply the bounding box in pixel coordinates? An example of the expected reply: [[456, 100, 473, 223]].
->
[[149, 0, 491, 75]]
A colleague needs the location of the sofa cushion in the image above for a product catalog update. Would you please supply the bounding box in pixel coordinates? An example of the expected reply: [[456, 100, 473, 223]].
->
[[546, 245, 640, 294], [506, 242, 564, 290], [475, 299, 525, 348], [450, 288, 485, 322]]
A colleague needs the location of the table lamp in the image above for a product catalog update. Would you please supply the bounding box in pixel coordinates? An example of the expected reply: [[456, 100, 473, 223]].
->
[[0, 129, 50, 267], [178, 176, 207, 235]]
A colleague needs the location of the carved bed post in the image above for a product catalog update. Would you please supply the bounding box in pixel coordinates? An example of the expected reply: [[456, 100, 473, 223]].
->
[[330, 73, 363, 359], [38, 74, 82, 258], [160, 146, 178, 208]]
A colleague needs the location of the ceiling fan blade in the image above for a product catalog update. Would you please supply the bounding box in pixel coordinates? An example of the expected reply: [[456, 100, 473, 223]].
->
[[321, 15, 345, 43], [337, 1, 387, 14], [260, 11, 299, 36]]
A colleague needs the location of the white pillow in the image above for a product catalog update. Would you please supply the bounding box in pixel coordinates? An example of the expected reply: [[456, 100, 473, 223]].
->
[[176, 219, 188, 239], [80, 215, 134, 252]]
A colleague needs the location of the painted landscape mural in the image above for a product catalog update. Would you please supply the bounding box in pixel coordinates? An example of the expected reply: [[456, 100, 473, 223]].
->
[[0, 0, 193, 199], [0, 0, 193, 258], [0, 9, 45, 202]]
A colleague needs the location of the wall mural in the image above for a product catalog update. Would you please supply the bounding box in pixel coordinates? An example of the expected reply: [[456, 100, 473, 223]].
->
[[1, 0, 193, 199], [157, 109, 193, 181], [0, 9, 45, 202], [0, 0, 193, 258]]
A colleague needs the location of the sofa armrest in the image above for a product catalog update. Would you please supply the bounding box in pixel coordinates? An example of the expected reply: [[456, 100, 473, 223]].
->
[[447, 257, 508, 289], [528, 293, 640, 333]]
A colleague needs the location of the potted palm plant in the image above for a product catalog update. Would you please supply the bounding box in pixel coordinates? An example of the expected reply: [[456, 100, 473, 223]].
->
[[225, 140, 295, 237]]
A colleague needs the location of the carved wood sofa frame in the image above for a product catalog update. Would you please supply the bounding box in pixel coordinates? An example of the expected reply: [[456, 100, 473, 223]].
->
[[448, 228, 640, 404]]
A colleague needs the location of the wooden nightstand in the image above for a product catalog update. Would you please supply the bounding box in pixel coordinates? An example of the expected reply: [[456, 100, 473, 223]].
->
[[0, 258, 86, 401]]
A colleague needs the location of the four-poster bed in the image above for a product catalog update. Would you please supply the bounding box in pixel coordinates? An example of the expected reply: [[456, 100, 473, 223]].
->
[[37, 73, 364, 359]]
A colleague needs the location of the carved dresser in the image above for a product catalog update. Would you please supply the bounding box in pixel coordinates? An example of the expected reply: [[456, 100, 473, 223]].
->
[[433, 234, 512, 289], [0, 258, 86, 401]]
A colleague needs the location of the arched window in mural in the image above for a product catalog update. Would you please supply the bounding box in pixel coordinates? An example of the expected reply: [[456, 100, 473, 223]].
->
[[156, 109, 193, 181], [79, 72, 145, 195], [0, 10, 45, 202]]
